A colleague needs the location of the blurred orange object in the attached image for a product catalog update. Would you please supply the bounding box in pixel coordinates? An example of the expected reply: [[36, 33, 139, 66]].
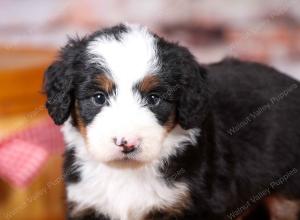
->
[[0, 46, 65, 220], [0, 46, 56, 137]]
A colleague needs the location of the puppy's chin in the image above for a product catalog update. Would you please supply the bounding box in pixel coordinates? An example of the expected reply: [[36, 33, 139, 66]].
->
[[106, 159, 146, 169]]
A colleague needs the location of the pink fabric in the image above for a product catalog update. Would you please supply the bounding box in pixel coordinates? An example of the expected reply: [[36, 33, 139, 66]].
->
[[0, 140, 48, 187], [0, 118, 64, 187]]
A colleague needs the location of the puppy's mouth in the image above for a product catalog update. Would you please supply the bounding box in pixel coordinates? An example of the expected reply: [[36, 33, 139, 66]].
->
[[107, 147, 146, 168], [114, 144, 142, 159]]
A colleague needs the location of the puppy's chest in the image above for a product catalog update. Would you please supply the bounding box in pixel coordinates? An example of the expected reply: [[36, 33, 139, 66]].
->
[[67, 163, 189, 220]]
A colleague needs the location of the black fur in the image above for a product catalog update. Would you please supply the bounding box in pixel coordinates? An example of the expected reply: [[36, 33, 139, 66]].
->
[[157, 59, 300, 219], [43, 37, 89, 125], [44, 24, 300, 220], [133, 82, 177, 125], [44, 24, 128, 125], [155, 37, 209, 129], [67, 202, 110, 220], [63, 148, 81, 183]]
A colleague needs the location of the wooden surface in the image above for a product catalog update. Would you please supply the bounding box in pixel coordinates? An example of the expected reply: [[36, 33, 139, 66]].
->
[[0, 156, 65, 220], [0, 46, 65, 220], [0, 47, 56, 137]]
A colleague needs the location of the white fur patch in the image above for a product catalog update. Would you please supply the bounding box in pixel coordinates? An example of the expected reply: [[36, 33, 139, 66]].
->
[[85, 24, 166, 163], [62, 120, 199, 220], [88, 24, 159, 84], [86, 100, 166, 162]]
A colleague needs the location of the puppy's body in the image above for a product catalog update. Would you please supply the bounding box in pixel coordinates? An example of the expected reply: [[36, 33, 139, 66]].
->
[[44, 24, 300, 220]]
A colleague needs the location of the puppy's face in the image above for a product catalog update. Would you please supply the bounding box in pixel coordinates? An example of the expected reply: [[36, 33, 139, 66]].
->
[[77, 28, 175, 163], [44, 24, 207, 165]]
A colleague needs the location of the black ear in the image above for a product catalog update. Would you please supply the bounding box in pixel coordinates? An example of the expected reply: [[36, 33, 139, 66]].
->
[[43, 60, 73, 125], [177, 62, 209, 130], [43, 37, 87, 125]]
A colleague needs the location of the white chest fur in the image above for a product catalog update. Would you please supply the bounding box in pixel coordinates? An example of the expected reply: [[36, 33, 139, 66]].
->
[[67, 159, 188, 220]]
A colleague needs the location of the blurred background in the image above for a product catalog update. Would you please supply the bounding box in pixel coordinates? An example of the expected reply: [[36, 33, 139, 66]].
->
[[0, 0, 299, 219]]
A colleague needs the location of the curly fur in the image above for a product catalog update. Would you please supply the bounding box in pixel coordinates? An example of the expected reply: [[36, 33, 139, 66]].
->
[[44, 24, 300, 220]]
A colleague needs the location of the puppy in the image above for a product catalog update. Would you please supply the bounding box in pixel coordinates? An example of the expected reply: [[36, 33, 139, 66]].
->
[[44, 24, 300, 220]]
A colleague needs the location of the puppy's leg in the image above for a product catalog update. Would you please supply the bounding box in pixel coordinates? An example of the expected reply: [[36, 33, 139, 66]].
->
[[265, 196, 300, 220]]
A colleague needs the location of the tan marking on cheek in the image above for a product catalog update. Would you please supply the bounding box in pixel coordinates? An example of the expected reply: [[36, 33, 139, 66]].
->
[[72, 101, 87, 139], [96, 74, 115, 93], [265, 195, 300, 220], [164, 111, 177, 133], [138, 74, 160, 93]]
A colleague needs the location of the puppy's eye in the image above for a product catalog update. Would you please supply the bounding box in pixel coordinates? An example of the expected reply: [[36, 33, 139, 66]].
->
[[92, 92, 106, 106], [146, 94, 161, 106]]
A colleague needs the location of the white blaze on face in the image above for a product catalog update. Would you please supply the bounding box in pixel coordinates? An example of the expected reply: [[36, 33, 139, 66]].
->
[[86, 24, 165, 163]]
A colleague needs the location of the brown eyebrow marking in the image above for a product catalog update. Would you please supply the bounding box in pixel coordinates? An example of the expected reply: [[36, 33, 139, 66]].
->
[[138, 74, 160, 93], [96, 74, 115, 93]]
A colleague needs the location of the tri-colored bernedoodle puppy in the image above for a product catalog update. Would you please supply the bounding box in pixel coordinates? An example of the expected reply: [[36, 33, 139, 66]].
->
[[44, 24, 300, 220]]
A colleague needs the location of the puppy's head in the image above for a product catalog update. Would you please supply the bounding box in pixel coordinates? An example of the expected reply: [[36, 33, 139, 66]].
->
[[44, 24, 208, 165]]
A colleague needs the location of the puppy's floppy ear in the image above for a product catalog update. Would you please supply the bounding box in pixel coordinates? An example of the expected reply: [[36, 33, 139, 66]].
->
[[177, 61, 209, 130], [43, 37, 87, 125], [43, 60, 73, 125]]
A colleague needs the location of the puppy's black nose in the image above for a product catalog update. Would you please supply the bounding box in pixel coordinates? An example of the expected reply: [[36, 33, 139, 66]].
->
[[113, 137, 139, 154]]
